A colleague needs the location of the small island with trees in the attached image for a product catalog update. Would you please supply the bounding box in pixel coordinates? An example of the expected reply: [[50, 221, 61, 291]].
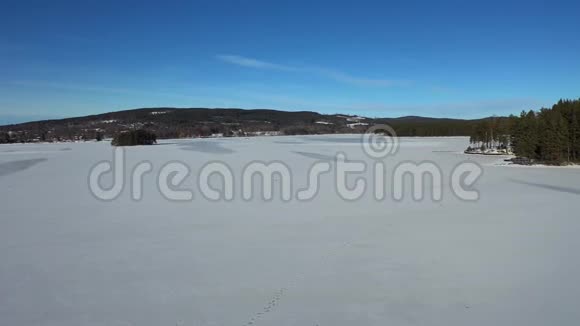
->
[[111, 129, 157, 146]]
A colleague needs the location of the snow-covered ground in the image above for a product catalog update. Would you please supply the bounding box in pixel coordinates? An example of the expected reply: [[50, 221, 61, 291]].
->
[[1, 135, 580, 326]]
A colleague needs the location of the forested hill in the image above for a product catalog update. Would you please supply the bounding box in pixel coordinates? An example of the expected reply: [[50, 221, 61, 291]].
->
[[0, 107, 494, 143]]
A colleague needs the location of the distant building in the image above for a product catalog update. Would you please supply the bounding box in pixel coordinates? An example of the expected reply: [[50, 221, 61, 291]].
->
[[347, 122, 369, 128]]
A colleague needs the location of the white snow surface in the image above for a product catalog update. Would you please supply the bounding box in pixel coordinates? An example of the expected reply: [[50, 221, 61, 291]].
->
[[1, 135, 580, 326]]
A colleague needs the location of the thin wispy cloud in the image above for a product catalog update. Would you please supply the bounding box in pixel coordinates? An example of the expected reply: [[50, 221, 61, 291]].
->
[[216, 55, 296, 71], [313, 68, 409, 87], [216, 54, 408, 88]]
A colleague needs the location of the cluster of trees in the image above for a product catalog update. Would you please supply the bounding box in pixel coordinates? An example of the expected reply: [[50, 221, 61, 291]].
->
[[468, 116, 512, 151], [0, 132, 14, 144], [0, 129, 105, 143], [510, 99, 580, 164], [111, 129, 157, 146], [467, 99, 580, 164], [0, 131, 44, 143]]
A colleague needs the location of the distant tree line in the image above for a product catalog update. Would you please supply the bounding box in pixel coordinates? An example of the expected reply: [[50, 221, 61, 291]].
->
[[0, 108, 489, 142]]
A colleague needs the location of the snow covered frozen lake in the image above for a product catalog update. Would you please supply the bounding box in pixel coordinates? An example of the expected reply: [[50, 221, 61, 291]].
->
[[1, 135, 580, 326]]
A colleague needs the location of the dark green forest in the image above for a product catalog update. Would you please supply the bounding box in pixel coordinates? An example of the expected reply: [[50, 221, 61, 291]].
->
[[469, 99, 580, 165]]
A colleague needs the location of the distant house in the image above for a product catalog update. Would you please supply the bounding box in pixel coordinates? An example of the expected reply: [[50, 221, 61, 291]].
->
[[346, 116, 366, 122], [347, 122, 369, 128]]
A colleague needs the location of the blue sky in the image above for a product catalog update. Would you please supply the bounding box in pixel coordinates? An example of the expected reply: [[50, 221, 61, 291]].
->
[[1, 0, 579, 124]]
